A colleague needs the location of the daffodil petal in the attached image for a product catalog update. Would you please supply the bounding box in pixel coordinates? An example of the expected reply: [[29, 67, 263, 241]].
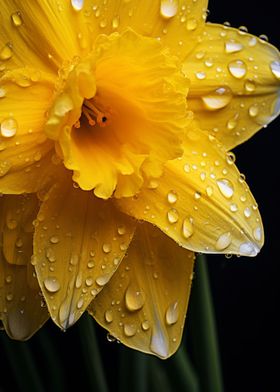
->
[[0, 194, 39, 265], [117, 128, 264, 257], [0, 69, 59, 194], [33, 174, 136, 330], [0, 1, 82, 72], [183, 23, 280, 149], [0, 195, 48, 340], [67, 0, 208, 60], [89, 223, 194, 359]]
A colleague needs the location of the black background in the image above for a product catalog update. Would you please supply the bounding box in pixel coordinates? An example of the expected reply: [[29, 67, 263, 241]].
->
[[1, 1, 280, 391]]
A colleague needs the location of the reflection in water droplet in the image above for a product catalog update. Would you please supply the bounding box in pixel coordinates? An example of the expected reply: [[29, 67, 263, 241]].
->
[[270, 61, 280, 80], [228, 60, 247, 79], [43, 277, 60, 293], [216, 178, 234, 198], [125, 286, 145, 311], [0, 118, 18, 138], [167, 208, 179, 224], [202, 86, 233, 110], [225, 40, 243, 53], [71, 0, 84, 11], [123, 323, 137, 337], [160, 0, 178, 19], [165, 302, 179, 325], [105, 310, 113, 323], [215, 232, 232, 251]]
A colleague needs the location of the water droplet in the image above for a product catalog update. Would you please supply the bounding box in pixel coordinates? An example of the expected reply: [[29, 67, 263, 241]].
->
[[244, 207, 251, 218], [186, 18, 198, 31], [248, 37, 257, 47], [141, 320, 150, 331], [11, 11, 23, 27], [228, 60, 247, 79], [54, 94, 73, 117], [102, 243, 112, 254], [194, 191, 201, 200], [70, 254, 79, 266], [77, 298, 84, 309], [216, 178, 234, 198], [85, 277, 93, 287], [0, 43, 13, 61], [50, 235, 59, 244], [253, 227, 262, 242], [44, 277, 60, 293], [46, 247, 56, 262], [167, 208, 179, 224], [112, 16, 119, 29], [123, 323, 137, 337], [226, 152, 236, 165], [6, 293, 13, 301], [270, 61, 280, 80], [117, 225, 126, 235], [125, 286, 145, 312], [227, 118, 238, 130], [166, 302, 179, 325], [215, 232, 232, 251], [71, 0, 84, 11], [107, 333, 116, 342], [244, 80, 256, 92], [196, 71, 206, 80], [202, 86, 233, 110], [249, 105, 259, 117], [96, 273, 111, 286], [105, 309, 113, 323], [225, 40, 243, 53], [167, 190, 178, 204], [206, 186, 213, 197], [5, 275, 12, 284], [160, 0, 178, 19], [0, 118, 18, 138], [239, 242, 259, 256], [0, 88, 6, 98], [230, 203, 238, 212]]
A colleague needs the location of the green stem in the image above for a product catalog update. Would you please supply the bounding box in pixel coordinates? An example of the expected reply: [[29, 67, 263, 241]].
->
[[118, 347, 148, 392], [148, 358, 172, 392], [164, 346, 199, 392], [189, 254, 223, 392], [77, 313, 109, 392], [0, 334, 44, 392]]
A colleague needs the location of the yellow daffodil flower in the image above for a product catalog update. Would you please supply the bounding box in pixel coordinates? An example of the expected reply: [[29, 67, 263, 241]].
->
[[0, 0, 279, 359]]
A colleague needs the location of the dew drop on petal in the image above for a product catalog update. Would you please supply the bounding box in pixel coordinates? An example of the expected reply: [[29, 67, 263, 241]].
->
[[253, 227, 263, 242], [216, 178, 234, 198], [125, 286, 145, 311], [71, 0, 84, 11], [160, 0, 178, 19], [43, 277, 60, 293], [105, 309, 113, 323], [228, 60, 247, 79], [123, 323, 137, 337], [202, 86, 233, 111], [167, 190, 178, 204], [167, 208, 179, 224], [95, 273, 111, 286], [244, 207, 252, 218], [165, 302, 179, 325], [141, 320, 150, 331], [270, 61, 280, 80], [215, 232, 232, 251], [186, 18, 198, 31], [0, 118, 18, 138], [225, 40, 243, 53], [0, 44, 13, 61], [11, 12, 23, 27], [239, 242, 259, 256]]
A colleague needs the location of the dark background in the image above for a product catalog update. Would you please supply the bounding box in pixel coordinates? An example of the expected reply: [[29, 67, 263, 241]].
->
[[1, 1, 279, 391]]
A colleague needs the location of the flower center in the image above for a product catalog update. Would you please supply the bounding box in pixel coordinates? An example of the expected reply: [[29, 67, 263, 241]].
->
[[45, 30, 190, 199]]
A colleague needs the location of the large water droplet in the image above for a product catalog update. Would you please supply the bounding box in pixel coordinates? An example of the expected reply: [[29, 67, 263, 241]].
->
[[216, 178, 234, 198], [215, 232, 232, 251], [71, 0, 84, 11], [105, 309, 113, 323], [165, 302, 179, 325], [0, 44, 13, 61], [150, 326, 169, 358], [125, 286, 145, 311], [167, 208, 179, 224], [160, 0, 178, 19], [182, 217, 193, 239], [228, 60, 247, 79], [239, 242, 259, 256], [44, 277, 60, 293], [95, 273, 111, 286], [0, 118, 18, 138], [202, 87, 233, 110], [167, 190, 178, 204], [225, 40, 243, 53], [11, 12, 23, 27], [123, 323, 137, 337], [270, 61, 280, 80]]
